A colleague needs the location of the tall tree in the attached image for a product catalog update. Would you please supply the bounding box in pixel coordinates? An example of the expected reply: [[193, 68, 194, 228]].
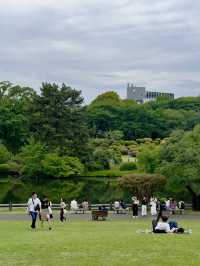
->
[[29, 83, 90, 160], [158, 125, 200, 210], [0, 81, 35, 152]]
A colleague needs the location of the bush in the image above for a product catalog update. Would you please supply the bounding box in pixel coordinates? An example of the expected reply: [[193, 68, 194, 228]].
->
[[85, 161, 105, 171], [0, 162, 20, 175], [118, 173, 167, 199], [42, 154, 84, 178], [0, 144, 11, 163], [0, 164, 10, 173], [120, 162, 137, 171]]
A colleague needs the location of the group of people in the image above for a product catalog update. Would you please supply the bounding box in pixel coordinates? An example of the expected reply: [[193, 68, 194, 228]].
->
[[27, 191, 186, 233], [131, 196, 185, 218], [27, 193, 90, 229], [27, 192, 53, 230], [113, 199, 127, 213], [59, 198, 89, 222]]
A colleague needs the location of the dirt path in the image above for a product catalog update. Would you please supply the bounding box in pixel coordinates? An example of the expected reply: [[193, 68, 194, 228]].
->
[[0, 212, 200, 221]]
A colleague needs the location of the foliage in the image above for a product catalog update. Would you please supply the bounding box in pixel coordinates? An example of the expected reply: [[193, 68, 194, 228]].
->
[[0, 144, 11, 163], [0, 164, 10, 173], [0, 81, 35, 152], [90, 140, 122, 170], [93, 147, 114, 170], [157, 125, 200, 195], [42, 153, 84, 178], [89, 91, 121, 107], [17, 138, 47, 180], [119, 162, 137, 171], [118, 173, 166, 199], [104, 130, 124, 142], [87, 92, 200, 140], [137, 143, 160, 173], [29, 82, 90, 160]]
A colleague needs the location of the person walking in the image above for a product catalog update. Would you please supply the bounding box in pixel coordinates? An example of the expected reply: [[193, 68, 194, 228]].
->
[[60, 198, 67, 222], [40, 196, 52, 230], [141, 197, 148, 217], [132, 196, 139, 218], [27, 192, 41, 229]]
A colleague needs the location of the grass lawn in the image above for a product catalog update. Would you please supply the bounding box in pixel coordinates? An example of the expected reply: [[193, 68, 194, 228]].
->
[[0, 219, 199, 266]]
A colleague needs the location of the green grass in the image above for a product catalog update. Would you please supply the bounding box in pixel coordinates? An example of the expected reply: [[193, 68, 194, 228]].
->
[[0, 219, 200, 266]]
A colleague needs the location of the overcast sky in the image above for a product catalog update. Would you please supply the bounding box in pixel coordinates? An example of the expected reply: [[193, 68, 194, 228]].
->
[[0, 0, 200, 103]]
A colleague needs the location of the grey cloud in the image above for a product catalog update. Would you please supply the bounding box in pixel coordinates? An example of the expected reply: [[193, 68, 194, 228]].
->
[[0, 0, 200, 102]]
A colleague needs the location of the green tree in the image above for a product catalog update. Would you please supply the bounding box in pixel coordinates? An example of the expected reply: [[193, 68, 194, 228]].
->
[[29, 83, 90, 160], [89, 91, 121, 107], [158, 125, 200, 209], [0, 81, 35, 152], [17, 138, 47, 181], [42, 153, 84, 178], [118, 173, 166, 199], [138, 143, 160, 173]]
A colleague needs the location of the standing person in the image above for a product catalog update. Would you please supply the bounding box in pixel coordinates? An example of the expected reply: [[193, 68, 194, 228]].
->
[[40, 196, 52, 230], [81, 200, 89, 214], [141, 197, 148, 217], [170, 199, 177, 215], [114, 200, 120, 214], [166, 198, 170, 211], [60, 198, 66, 222], [70, 199, 78, 213], [48, 200, 53, 221], [119, 199, 126, 210], [27, 192, 41, 229], [132, 196, 139, 218], [178, 200, 185, 214], [150, 197, 157, 216]]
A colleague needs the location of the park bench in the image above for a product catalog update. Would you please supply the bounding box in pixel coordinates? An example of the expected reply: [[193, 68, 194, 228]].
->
[[114, 207, 130, 214], [91, 210, 108, 221]]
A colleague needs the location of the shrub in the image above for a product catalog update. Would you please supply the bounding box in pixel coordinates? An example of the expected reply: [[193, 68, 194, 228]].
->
[[0, 162, 20, 175], [42, 154, 84, 178], [120, 162, 137, 171], [0, 144, 11, 163], [0, 164, 10, 173], [118, 173, 166, 199], [120, 146, 129, 155], [85, 162, 105, 171]]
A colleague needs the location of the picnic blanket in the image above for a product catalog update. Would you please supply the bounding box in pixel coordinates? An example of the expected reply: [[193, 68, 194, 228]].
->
[[136, 229, 192, 234]]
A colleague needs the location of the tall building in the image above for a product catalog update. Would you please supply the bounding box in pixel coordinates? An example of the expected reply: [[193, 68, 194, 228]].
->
[[127, 83, 174, 103]]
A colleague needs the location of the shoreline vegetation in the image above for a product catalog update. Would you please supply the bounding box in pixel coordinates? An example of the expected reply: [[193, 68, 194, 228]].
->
[[1, 82, 200, 206]]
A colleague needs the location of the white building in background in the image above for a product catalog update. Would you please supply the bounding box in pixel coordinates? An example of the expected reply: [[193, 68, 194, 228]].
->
[[127, 83, 174, 103]]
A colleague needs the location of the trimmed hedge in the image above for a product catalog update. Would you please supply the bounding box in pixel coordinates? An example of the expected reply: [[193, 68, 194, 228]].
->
[[120, 162, 137, 171]]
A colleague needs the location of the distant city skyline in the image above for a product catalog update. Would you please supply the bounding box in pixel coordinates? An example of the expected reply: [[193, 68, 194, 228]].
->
[[0, 0, 199, 103]]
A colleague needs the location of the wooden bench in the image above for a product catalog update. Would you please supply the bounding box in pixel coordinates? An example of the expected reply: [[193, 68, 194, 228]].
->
[[114, 207, 130, 214], [91, 210, 108, 221]]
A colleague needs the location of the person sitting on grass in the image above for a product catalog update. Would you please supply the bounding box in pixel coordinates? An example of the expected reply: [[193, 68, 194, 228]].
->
[[152, 216, 184, 234]]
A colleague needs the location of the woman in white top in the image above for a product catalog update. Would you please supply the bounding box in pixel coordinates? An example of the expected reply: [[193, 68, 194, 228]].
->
[[70, 199, 78, 212], [150, 197, 157, 216], [155, 216, 171, 233]]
